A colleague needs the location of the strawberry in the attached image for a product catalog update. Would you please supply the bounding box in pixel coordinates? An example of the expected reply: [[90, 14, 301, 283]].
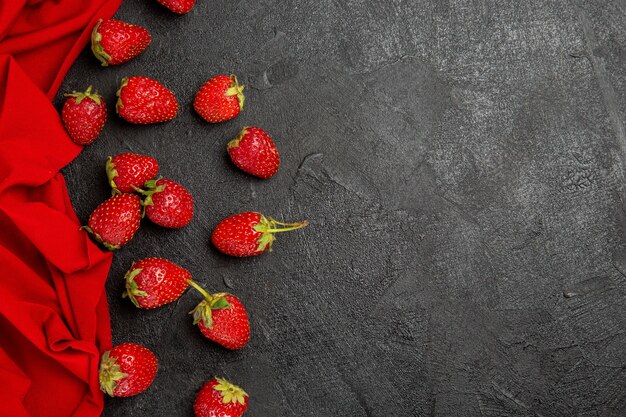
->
[[194, 377, 248, 417], [91, 19, 151, 66], [228, 127, 280, 179], [116, 76, 179, 124], [189, 285, 250, 350], [123, 258, 192, 309], [194, 75, 245, 123], [61, 86, 106, 145], [99, 343, 158, 397], [211, 212, 308, 257], [156, 0, 196, 14], [83, 194, 142, 250], [107, 153, 159, 194], [141, 178, 194, 228]]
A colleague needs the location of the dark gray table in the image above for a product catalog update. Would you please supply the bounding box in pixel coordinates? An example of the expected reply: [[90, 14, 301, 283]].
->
[[57, 0, 626, 415]]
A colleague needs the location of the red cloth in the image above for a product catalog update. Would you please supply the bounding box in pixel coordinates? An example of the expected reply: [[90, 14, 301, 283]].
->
[[0, 1, 122, 416]]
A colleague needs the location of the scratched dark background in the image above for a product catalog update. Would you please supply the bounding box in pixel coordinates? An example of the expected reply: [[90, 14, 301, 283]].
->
[[57, 0, 626, 416]]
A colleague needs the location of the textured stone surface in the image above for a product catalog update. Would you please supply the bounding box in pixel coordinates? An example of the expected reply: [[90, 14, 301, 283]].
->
[[57, 0, 626, 416]]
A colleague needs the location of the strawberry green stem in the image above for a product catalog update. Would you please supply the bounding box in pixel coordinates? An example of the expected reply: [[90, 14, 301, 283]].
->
[[64, 85, 102, 105], [254, 215, 309, 252], [263, 220, 309, 233], [187, 279, 212, 301], [270, 219, 310, 227], [188, 285, 231, 328], [134, 179, 165, 208]]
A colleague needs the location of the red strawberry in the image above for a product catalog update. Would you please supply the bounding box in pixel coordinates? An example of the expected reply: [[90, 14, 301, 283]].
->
[[99, 343, 158, 397], [141, 178, 194, 228], [107, 153, 159, 194], [194, 75, 245, 123], [91, 19, 151, 66], [189, 287, 250, 350], [228, 127, 280, 179], [123, 258, 192, 309], [83, 194, 142, 250], [116, 76, 179, 124], [211, 212, 308, 257], [61, 86, 106, 145], [156, 0, 196, 14], [194, 377, 248, 417]]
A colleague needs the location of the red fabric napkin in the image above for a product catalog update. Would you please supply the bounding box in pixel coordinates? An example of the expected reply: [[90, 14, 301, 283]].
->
[[0, 1, 121, 416]]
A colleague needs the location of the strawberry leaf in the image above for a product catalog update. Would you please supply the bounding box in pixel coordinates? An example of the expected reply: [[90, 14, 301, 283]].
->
[[190, 300, 213, 328], [106, 156, 120, 194], [123, 268, 147, 308], [98, 351, 128, 396], [210, 297, 230, 310], [90, 20, 112, 66], [214, 377, 248, 404]]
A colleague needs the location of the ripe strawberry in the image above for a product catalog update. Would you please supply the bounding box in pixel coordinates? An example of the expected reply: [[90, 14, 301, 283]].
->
[[211, 212, 308, 257], [228, 127, 280, 179], [116, 76, 179, 124], [189, 287, 250, 350], [123, 258, 191, 309], [107, 153, 159, 194], [83, 194, 142, 250], [99, 343, 158, 397], [141, 178, 194, 228], [61, 86, 106, 145], [194, 75, 245, 123], [91, 19, 151, 66], [156, 0, 196, 14], [194, 377, 248, 417]]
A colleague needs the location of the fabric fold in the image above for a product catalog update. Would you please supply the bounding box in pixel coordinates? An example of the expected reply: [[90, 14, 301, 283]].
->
[[0, 0, 122, 416]]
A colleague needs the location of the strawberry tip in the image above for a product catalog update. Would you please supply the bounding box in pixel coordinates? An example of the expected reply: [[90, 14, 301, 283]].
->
[[81, 225, 120, 251]]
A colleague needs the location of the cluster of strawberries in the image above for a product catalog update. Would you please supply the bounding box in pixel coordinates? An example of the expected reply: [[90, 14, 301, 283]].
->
[[60, 3, 309, 416]]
